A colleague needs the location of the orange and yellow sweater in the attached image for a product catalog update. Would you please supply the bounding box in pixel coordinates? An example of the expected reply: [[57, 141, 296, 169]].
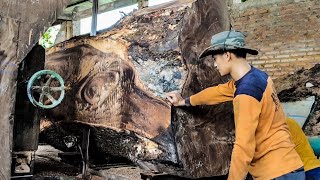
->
[[187, 67, 303, 180]]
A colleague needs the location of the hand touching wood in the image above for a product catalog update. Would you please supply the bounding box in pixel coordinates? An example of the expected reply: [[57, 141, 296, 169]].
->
[[166, 91, 186, 106]]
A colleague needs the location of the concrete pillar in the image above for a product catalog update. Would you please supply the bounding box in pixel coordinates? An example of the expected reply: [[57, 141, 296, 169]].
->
[[73, 20, 81, 36], [54, 21, 74, 45], [138, 0, 149, 9], [233, 0, 242, 4]]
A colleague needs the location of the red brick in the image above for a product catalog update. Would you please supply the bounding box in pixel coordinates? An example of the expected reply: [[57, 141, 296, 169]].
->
[[259, 47, 274, 51], [307, 51, 320, 55], [259, 55, 274, 59], [297, 57, 314, 61], [268, 59, 281, 63], [280, 58, 297, 62], [252, 60, 266, 65], [289, 52, 307, 57], [264, 64, 274, 68], [297, 48, 314, 52], [265, 51, 280, 55], [275, 54, 290, 58], [280, 49, 296, 54], [278, 63, 290, 67], [230, 0, 320, 78]]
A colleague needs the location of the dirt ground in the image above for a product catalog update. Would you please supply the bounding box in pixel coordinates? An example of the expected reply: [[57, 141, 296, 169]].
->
[[274, 64, 320, 136], [31, 145, 145, 180], [30, 145, 229, 180]]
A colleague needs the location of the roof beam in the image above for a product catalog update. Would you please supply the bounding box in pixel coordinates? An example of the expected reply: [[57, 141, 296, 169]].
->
[[59, 0, 138, 21]]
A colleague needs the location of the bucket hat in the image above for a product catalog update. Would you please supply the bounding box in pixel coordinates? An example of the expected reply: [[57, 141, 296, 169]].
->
[[199, 30, 258, 59]]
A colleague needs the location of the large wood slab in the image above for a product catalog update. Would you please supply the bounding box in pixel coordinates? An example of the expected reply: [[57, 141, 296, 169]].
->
[[41, 0, 233, 178]]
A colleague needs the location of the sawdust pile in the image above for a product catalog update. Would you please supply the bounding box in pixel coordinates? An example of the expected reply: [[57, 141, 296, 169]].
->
[[274, 64, 320, 136]]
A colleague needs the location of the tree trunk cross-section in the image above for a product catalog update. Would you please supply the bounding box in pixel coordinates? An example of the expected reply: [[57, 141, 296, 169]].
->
[[41, 0, 234, 178]]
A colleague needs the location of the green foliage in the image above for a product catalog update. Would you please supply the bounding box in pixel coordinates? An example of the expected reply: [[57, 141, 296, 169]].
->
[[39, 25, 61, 48]]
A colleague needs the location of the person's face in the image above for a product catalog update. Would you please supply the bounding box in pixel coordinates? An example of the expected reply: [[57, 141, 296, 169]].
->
[[212, 52, 231, 76]]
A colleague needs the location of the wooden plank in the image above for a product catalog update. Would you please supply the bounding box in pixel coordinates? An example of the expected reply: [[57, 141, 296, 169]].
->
[[0, 17, 19, 180]]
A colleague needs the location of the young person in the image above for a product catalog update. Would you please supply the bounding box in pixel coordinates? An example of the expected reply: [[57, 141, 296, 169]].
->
[[166, 30, 304, 179]]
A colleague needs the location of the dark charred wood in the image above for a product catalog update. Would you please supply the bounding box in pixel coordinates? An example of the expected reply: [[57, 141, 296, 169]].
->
[[175, 0, 234, 177], [40, 0, 234, 178], [13, 45, 45, 151], [43, 42, 178, 172]]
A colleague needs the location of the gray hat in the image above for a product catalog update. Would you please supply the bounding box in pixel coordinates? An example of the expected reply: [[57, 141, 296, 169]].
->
[[199, 30, 258, 59]]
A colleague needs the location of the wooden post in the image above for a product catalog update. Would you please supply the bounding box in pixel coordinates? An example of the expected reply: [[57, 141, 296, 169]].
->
[[54, 21, 74, 44]]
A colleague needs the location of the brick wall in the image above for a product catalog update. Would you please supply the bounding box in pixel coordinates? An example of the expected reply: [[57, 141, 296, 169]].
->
[[230, 0, 320, 79]]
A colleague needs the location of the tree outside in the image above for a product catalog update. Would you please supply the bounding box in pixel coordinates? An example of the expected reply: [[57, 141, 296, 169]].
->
[[39, 25, 61, 48]]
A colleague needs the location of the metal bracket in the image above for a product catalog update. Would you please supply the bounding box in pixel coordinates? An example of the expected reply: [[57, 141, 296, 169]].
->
[[79, 128, 91, 178]]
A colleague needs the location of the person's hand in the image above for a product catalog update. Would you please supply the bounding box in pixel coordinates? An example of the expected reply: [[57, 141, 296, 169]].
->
[[166, 91, 186, 106]]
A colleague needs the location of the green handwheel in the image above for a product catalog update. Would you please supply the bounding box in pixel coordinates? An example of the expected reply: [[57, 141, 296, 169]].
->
[[27, 70, 65, 109]]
